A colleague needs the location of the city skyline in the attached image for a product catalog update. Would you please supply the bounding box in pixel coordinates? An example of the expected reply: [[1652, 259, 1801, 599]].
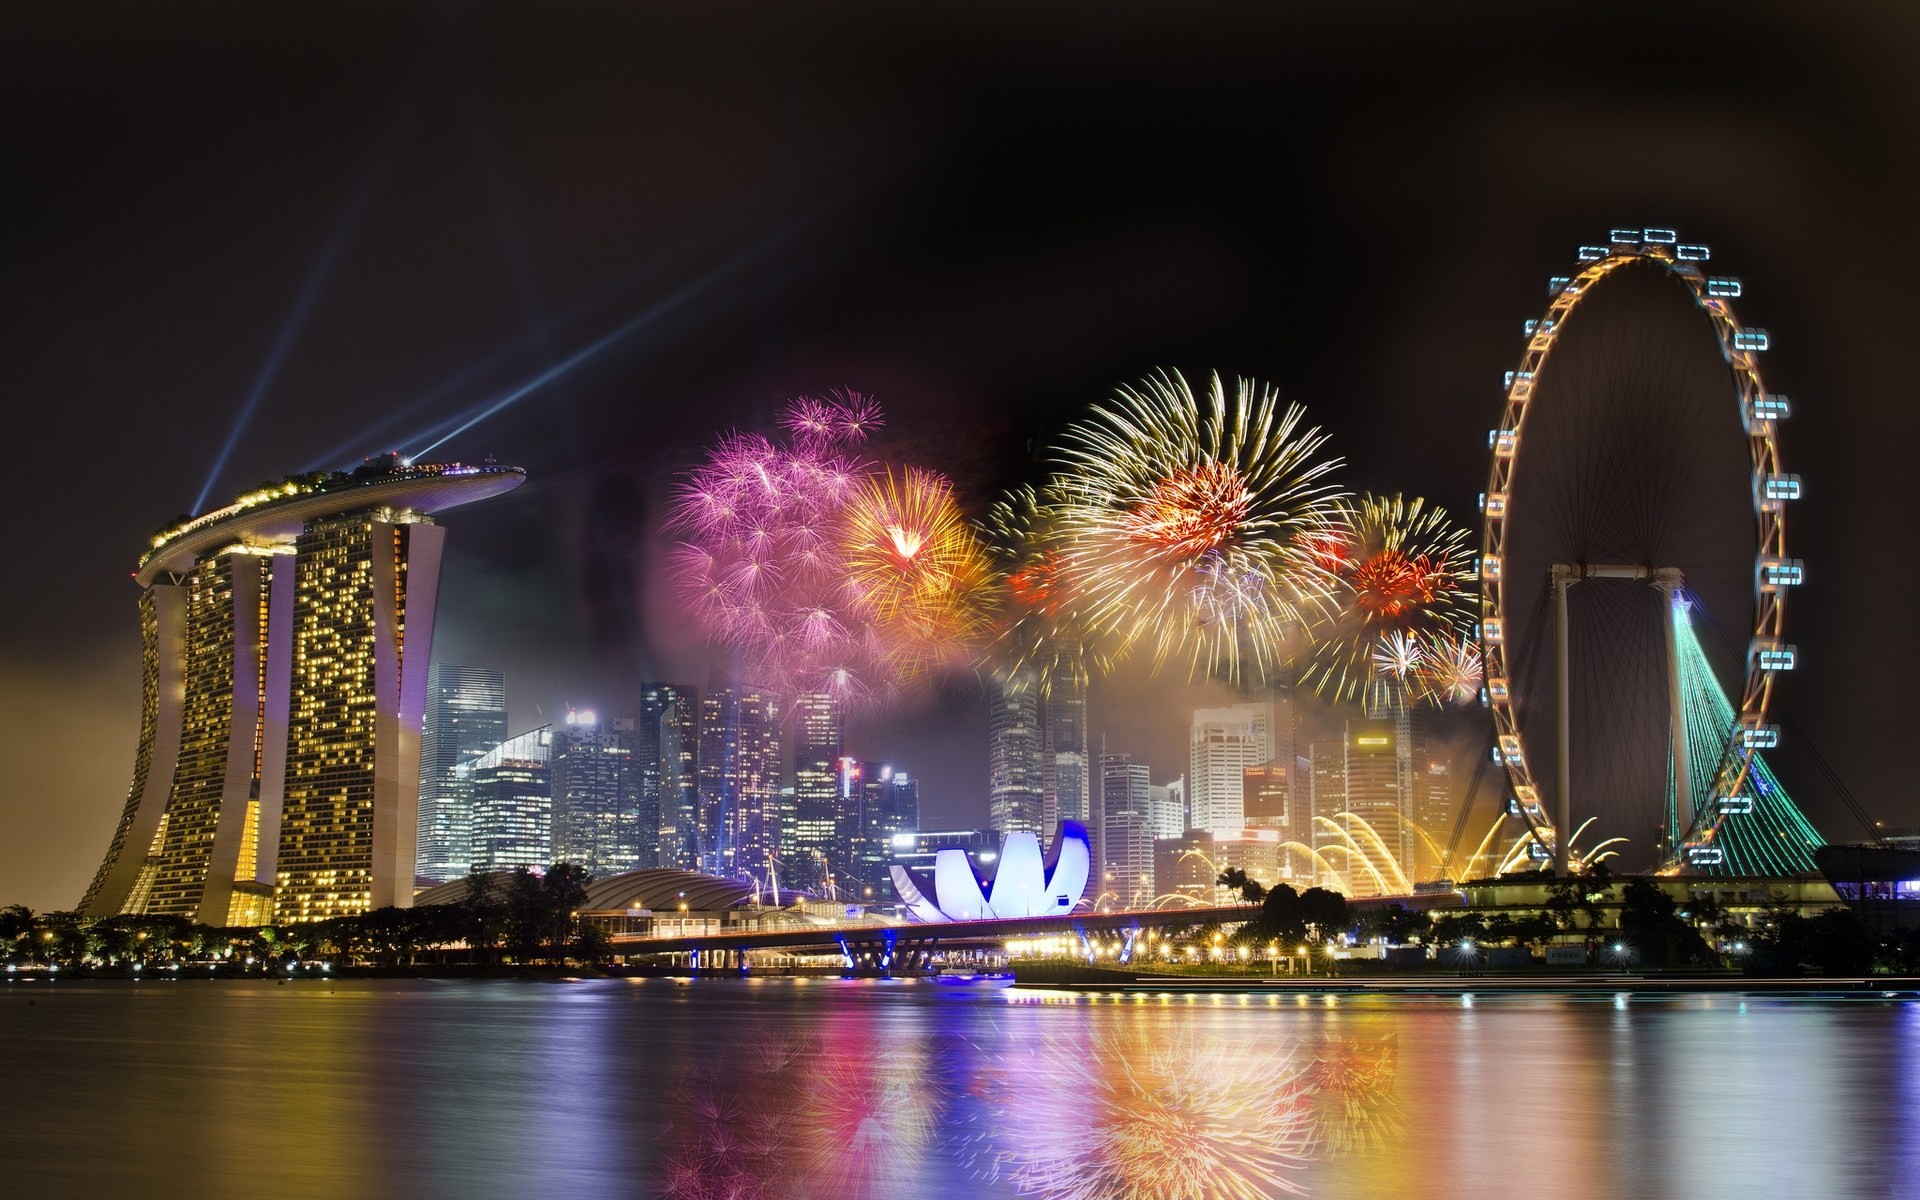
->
[[7, 12, 1919, 1200], [5, 6, 1914, 910]]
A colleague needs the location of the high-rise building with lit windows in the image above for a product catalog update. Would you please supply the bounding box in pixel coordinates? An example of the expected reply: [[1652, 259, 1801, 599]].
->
[[698, 676, 781, 882], [468, 726, 552, 872], [416, 664, 507, 884], [838, 758, 919, 895], [81, 458, 524, 924], [1099, 753, 1154, 908], [988, 672, 1045, 836], [1308, 719, 1403, 898], [551, 710, 641, 874], [1148, 776, 1186, 841], [1189, 700, 1274, 836], [1041, 658, 1089, 831], [638, 682, 700, 870], [791, 691, 844, 889]]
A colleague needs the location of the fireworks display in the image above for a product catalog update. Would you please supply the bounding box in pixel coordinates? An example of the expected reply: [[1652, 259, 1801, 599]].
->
[[1027, 369, 1345, 684], [981, 483, 1106, 690], [1300, 492, 1480, 706], [669, 392, 987, 707], [840, 466, 995, 683], [671, 377, 1487, 715]]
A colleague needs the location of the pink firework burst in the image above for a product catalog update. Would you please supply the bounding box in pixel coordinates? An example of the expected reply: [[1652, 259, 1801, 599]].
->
[[672, 392, 971, 710]]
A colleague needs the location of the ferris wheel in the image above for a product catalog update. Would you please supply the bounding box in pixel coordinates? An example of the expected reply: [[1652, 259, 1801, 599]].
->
[[1477, 228, 1810, 876]]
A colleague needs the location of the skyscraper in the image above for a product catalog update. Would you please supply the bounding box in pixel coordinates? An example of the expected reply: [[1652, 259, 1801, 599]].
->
[[1041, 658, 1090, 830], [839, 758, 920, 896], [1365, 686, 1457, 882], [1416, 755, 1456, 882], [1099, 752, 1154, 907], [469, 726, 552, 872], [1148, 776, 1186, 841], [1188, 699, 1274, 836], [416, 664, 507, 884], [82, 458, 523, 924], [791, 691, 844, 890], [1339, 718, 1403, 897], [989, 672, 1045, 835], [699, 676, 781, 882], [1243, 761, 1292, 830], [1309, 738, 1346, 889], [638, 682, 700, 871], [551, 710, 641, 875]]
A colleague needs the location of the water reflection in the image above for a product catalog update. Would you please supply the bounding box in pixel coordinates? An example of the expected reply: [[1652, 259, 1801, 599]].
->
[[973, 1022, 1318, 1199], [2, 980, 1916, 1199]]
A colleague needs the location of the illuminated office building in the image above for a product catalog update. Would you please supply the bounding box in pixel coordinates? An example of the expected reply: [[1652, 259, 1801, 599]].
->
[[1041, 658, 1090, 831], [416, 664, 507, 884], [468, 726, 552, 872], [1148, 776, 1186, 841], [1154, 830, 1215, 903], [838, 758, 919, 896], [1189, 700, 1274, 836], [1098, 753, 1154, 908], [81, 458, 524, 924], [698, 676, 781, 882], [1243, 761, 1292, 831], [551, 709, 641, 875], [988, 671, 1045, 836], [1308, 739, 1346, 890], [638, 682, 700, 870], [1416, 756, 1455, 882], [791, 691, 844, 890], [1311, 719, 1403, 898]]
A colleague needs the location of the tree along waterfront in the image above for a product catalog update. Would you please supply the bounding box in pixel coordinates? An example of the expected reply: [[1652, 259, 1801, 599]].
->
[[2, 865, 602, 973], [1208, 868, 1919, 977]]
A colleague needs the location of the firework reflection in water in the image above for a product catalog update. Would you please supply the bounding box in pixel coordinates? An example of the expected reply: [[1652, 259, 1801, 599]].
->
[[976, 1020, 1318, 1200], [1304, 1033, 1407, 1157], [659, 1031, 946, 1200], [659, 1012, 1404, 1199]]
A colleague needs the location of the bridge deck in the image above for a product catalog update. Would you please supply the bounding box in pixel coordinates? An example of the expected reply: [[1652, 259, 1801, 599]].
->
[[609, 904, 1268, 955]]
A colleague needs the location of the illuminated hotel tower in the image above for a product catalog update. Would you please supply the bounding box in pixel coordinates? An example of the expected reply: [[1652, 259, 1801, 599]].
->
[[80, 458, 524, 924]]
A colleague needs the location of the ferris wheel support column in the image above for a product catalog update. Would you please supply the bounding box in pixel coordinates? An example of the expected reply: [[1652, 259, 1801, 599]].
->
[[1653, 568, 1693, 846], [1551, 564, 1578, 876]]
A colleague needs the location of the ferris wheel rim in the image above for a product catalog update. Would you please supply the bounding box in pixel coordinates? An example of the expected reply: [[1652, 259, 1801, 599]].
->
[[1475, 229, 1792, 875]]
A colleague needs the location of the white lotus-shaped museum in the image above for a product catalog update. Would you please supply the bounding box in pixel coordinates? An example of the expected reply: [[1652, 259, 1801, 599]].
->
[[890, 821, 1091, 922]]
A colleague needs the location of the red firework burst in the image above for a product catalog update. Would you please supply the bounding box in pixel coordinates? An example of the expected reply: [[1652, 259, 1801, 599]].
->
[[1117, 460, 1254, 559]]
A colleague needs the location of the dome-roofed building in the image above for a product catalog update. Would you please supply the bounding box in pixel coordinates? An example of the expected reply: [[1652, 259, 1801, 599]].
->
[[415, 867, 861, 939]]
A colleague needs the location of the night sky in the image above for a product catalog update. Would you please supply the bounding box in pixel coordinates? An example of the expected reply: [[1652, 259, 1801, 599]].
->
[[4, 3, 1917, 908]]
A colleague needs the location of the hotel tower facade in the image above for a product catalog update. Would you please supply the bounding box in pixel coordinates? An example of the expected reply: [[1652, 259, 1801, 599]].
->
[[80, 458, 524, 925]]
